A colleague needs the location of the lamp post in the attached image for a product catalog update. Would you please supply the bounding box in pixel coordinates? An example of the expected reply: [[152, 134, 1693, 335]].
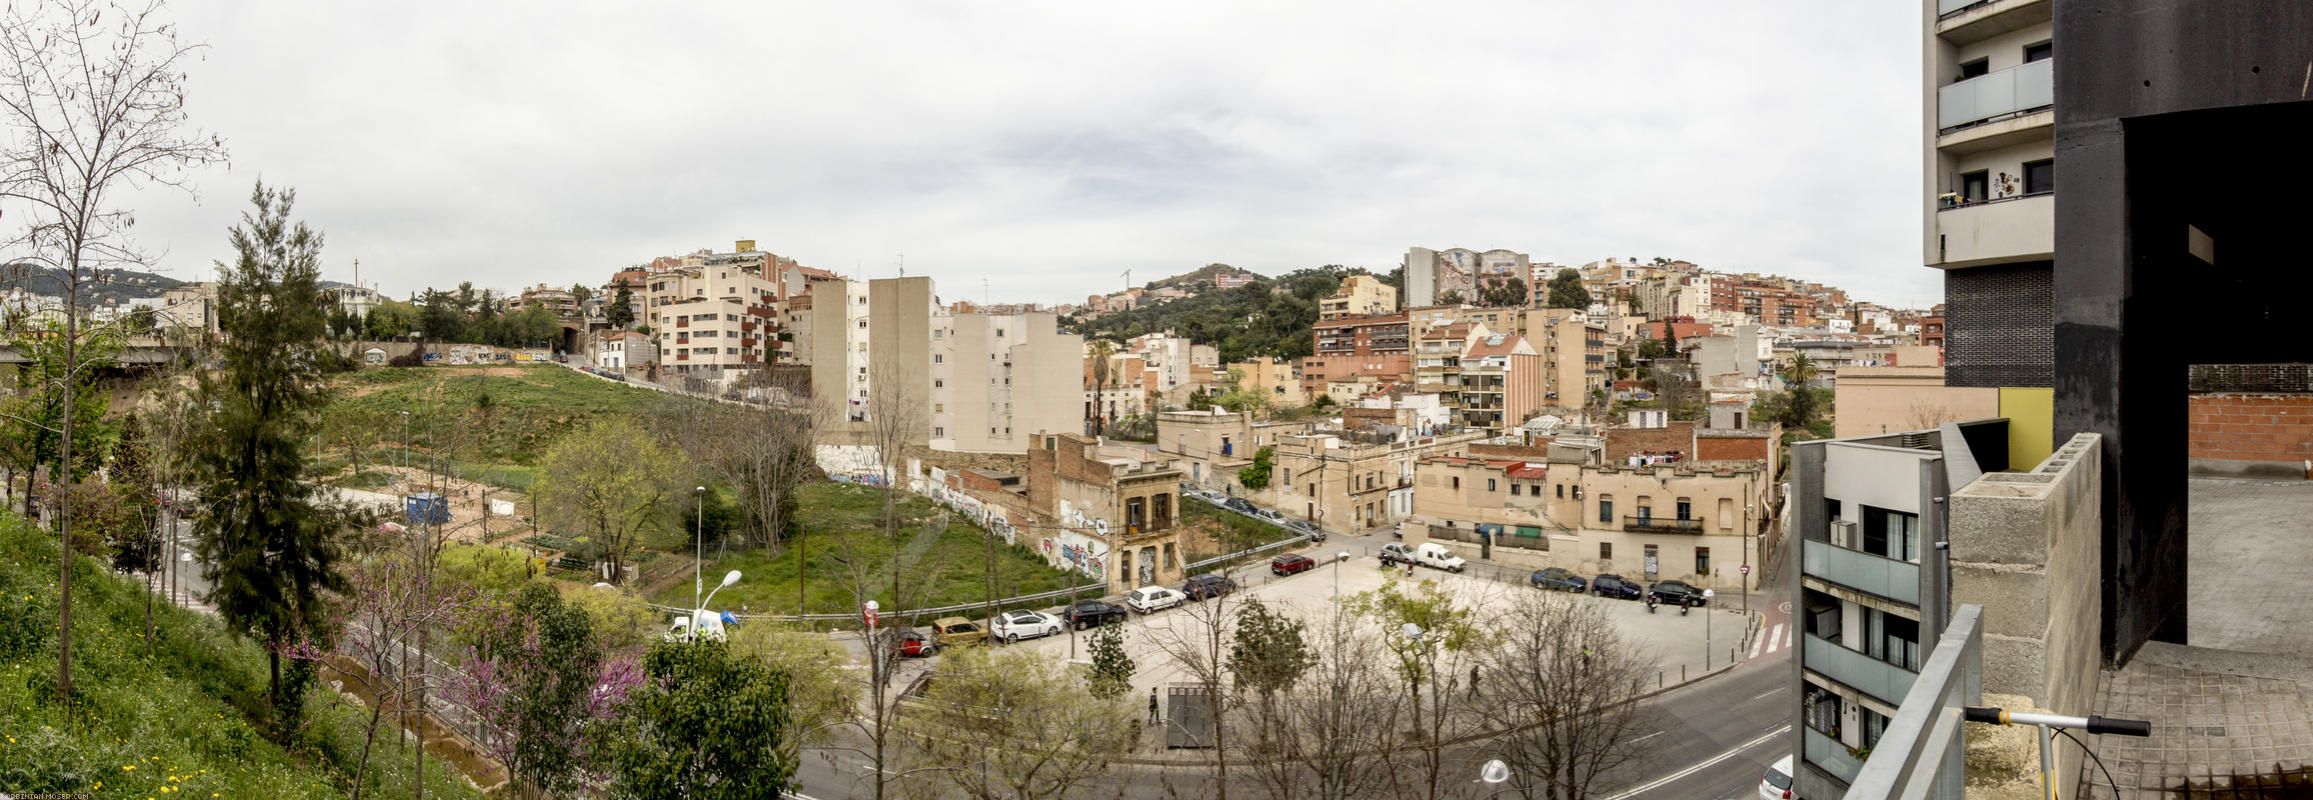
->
[[398, 411, 409, 487], [692, 485, 706, 616], [1744, 500, 1755, 618], [1703, 588, 1716, 669], [1476, 759, 1513, 798], [1333, 550, 1351, 598]]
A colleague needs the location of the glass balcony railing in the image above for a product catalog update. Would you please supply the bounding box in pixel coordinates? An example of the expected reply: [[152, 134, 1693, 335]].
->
[[1938, 59, 2053, 130], [1936, 0, 1984, 15], [1802, 539, 1919, 605], [1803, 634, 1918, 707], [1805, 726, 1865, 785]]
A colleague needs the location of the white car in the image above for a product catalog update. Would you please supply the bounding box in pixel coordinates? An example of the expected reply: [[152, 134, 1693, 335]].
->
[[991, 610, 1064, 643], [1759, 754, 1796, 799], [1125, 586, 1187, 615]]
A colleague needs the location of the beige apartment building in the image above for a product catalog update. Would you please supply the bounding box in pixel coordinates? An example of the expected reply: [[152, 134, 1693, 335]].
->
[[1409, 305, 1605, 413], [643, 265, 780, 379], [1227, 359, 1307, 408], [811, 276, 1081, 456], [1320, 274, 1400, 320], [1154, 408, 1313, 488], [1269, 429, 1492, 531]]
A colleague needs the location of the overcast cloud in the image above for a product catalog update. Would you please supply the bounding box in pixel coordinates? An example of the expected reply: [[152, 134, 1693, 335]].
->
[[114, 1, 1932, 310]]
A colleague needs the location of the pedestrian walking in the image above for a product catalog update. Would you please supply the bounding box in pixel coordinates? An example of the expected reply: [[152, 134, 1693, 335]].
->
[[1147, 688, 1161, 726], [1469, 665, 1481, 699]]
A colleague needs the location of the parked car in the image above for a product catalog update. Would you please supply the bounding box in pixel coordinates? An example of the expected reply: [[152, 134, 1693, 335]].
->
[[1759, 754, 1797, 799], [895, 628, 939, 657], [1286, 519, 1324, 542], [1182, 573, 1238, 601], [1411, 543, 1467, 572], [1271, 553, 1317, 576], [1062, 600, 1129, 630], [1378, 542, 1415, 565], [1529, 567, 1588, 592], [1224, 497, 1257, 515], [1190, 489, 1228, 506], [1648, 580, 1709, 607], [1590, 574, 1643, 600], [991, 610, 1064, 643], [1255, 508, 1288, 524], [930, 617, 988, 648], [1125, 586, 1187, 614]]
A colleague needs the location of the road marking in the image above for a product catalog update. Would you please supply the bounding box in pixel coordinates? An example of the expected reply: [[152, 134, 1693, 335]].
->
[[1787, 626, 1794, 649], [1600, 725, 1790, 800], [1752, 687, 1787, 701], [1767, 623, 1785, 654], [1749, 624, 1768, 659], [1632, 731, 1664, 744]]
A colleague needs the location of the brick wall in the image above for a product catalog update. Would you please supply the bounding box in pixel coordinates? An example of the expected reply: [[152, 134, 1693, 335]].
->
[[1694, 434, 1769, 462], [2188, 364, 2313, 393], [1944, 262, 2053, 389], [2187, 393, 2313, 467], [1603, 422, 1695, 463]]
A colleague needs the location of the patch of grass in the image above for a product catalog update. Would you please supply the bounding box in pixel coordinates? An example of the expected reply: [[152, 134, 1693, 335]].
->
[[648, 481, 1088, 621], [319, 364, 671, 472], [0, 512, 487, 800]]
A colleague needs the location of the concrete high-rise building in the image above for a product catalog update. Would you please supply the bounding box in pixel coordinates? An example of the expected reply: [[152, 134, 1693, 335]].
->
[[811, 276, 1082, 457], [1925, 0, 2054, 390]]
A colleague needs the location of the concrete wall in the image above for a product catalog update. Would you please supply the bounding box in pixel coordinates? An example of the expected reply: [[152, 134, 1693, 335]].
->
[[1948, 433, 2102, 798]]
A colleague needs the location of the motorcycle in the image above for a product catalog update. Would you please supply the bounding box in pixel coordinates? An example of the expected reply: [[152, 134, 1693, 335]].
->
[[1645, 595, 1657, 614], [1680, 599, 1693, 617]]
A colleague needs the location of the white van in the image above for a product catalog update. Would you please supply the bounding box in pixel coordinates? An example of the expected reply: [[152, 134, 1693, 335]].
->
[[1413, 543, 1468, 573]]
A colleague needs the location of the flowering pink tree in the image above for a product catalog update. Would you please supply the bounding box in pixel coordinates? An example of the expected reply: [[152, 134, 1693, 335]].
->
[[288, 549, 477, 800], [446, 582, 640, 797]]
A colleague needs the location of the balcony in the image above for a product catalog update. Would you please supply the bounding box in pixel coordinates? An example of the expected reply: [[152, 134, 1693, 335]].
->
[[1802, 539, 1920, 605], [1623, 515, 1703, 534], [1802, 633, 1918, 707], [1932, 192, 2053, 268], [1804, 726, 1865, 785], [1938, 59, 2051, 132]]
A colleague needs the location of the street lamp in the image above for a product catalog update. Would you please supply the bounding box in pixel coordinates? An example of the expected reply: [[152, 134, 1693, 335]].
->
[[1333, 550, 1350, 598], [1703, 588, 1716, 669], [692, 485, 706, 615]]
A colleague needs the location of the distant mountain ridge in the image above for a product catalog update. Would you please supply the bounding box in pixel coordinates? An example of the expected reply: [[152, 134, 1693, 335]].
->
[[0, 262, 355, 305]]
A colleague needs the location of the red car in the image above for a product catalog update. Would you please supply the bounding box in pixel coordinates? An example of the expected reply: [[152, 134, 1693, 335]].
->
[[895, 629, 939, 657], [1271, 553, 1316, 576]]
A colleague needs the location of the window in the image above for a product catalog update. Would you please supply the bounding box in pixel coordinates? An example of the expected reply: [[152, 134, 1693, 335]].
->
[[1960, 170, 1989, 202], [1598, 499, 1613, 523], [1451, 476, 1460, 490], [933, 329, 942, 339], [935, 404, 943, 413], [934, 354, 944, 363], [935, 379, 944, 387], [2024, 159, 2054, 195], [2023, 40, 2052, 63], [1510, 484, 1520, 496], [1487, 479, 1498, 492], [1556, 484, 1564, 498], [1958, 58, 1989, 79], [1599, 542, 1612, 561], [1676, 500, 1692, 520], [934, 426, 944, 436], [1695, 546, 1711, 575]]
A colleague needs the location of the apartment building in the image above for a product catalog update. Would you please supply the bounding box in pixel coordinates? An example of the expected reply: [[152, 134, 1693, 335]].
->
[[1153, 408, 1313, 488], [1925, 0, 2053, 390], [1458, 333, 1548, 435], [811, 276, 1082, 456], [1084, 349, 1152, 425], [1404, 247, 1529, 309], [1408, 306, 1606, 417], [1319, 274, 1399, 320], [1270, 429, 1492, 531], [323, 284, 381, 320], [520, 284, 579, 319], [594, 330, 654, 370], [643, 262, 781, 379], [1784, 421, 2009, 797], [1301, 313, 1411, 395], [158, 282, 218, 337], [1226, 359, 1306, 408]]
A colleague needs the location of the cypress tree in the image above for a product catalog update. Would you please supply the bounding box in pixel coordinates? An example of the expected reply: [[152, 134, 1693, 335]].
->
[[187, 182, 344, 733]]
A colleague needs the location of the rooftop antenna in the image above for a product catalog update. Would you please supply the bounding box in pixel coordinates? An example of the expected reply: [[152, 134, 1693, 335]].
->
[[898, 253, 905, 278], [1122, 269, 1131, 289]]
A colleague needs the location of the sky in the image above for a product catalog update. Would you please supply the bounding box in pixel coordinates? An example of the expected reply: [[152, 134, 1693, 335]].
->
[[108, 1, 1935, 310]]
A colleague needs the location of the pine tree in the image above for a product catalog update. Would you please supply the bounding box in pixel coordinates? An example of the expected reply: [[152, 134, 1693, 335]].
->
[[608, 285, 636, 329], [1545, 268, 1592, 309], [1087, 623, 1135, 699], [187, 182, 345, 733], [107, 412, 159, 574]]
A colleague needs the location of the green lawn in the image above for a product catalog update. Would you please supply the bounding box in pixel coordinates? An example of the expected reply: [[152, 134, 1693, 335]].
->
[[319, 364, 671, 474], [649, 481, 1089, 621], [0, 514, 486, 800]]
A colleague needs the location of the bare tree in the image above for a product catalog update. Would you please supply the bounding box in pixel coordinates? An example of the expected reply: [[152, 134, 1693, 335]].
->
[[1145, 582, 1241, 800], [1474, 590, 1655, 800], [0, 0, 226, 704], [652, 366, 821, 555], [894, 646, 1134, 800], [1238, 606, 1409, 800], [821, 485, 951, 800], [1904, 397, 1956, 433], [1346, 579, 1493, 800]]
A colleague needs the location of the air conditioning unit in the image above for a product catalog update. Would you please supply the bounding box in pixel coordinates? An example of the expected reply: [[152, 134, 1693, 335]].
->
[[1830, 520, 1857, 549]]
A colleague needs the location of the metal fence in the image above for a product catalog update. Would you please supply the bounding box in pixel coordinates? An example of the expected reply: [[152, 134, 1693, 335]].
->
[[644, 579, 1110, 624], [1843, 604, 1982, 800]]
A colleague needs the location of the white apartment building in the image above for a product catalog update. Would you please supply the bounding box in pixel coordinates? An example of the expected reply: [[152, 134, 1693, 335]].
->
[[812, 276, 1082, 456], [644, 261, 781, 380]]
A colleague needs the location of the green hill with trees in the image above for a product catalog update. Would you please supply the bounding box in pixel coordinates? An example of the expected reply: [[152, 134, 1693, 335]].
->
[[1066, 265, 1390, 363]]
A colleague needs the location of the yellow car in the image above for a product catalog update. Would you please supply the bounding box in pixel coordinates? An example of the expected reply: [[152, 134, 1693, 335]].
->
[[929, 617, 988, 649]]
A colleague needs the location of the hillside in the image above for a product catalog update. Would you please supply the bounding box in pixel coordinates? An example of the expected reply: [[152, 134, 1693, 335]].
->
[[316, 364, 673, 489], [1145, 262, 1266, 292], [1069, 265, 1370, 363], [0, 513, 487, 798], [2, 264, 184, 305]]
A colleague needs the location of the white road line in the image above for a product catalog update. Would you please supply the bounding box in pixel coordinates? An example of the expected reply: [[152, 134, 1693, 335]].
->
[[1787, 626, 1794, 648], [1765, 623, 1785, 655], [1751, 687, 1787, 701], [1632, 731, 1664, 744], [1749, 624, 1768, 658], [1599, 725, 1791, 800]]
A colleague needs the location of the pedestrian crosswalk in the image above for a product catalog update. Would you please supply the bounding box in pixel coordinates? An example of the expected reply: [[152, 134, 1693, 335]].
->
[[1751, 622, 1788, 659]]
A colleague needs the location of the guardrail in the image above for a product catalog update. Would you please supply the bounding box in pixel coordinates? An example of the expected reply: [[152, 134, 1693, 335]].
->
[[1841, 604, 1983, 799], [644, 580, 1109, 624]]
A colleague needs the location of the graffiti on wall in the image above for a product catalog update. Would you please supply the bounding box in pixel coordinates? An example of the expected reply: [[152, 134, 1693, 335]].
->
[[1042, 538, 1106, 579]]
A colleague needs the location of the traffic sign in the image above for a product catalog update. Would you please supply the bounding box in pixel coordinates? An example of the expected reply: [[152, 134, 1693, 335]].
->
[[1740, 564, 1751, 575]]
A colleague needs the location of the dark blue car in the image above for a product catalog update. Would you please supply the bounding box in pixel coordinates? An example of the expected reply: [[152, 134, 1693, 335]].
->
[[1589, 573, 1643, 600], [1530, 567, 1588, 592]]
